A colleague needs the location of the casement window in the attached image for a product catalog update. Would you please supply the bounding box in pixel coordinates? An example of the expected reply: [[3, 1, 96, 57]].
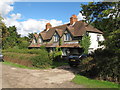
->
[[54, 34, 59, 42], [64, 33, 71, 41], [97, 35, 101, 41], [33, 39, 37, 44], [38, 37, 42, 44]]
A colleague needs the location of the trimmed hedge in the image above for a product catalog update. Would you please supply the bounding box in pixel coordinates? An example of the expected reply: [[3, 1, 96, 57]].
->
[[2, 48, 44, 54]]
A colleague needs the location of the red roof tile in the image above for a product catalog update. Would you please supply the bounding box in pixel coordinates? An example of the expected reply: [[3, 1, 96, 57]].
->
[[28, 44, 41, 47], [60, 43, 80, 48]]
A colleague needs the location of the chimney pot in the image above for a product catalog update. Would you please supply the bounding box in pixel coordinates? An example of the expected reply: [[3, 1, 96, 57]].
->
[[70, 14, 78, 25], [46, 23, 52, 31]]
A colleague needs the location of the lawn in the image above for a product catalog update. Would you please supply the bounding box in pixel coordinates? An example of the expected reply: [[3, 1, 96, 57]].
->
[[72, 74, 119, 88]]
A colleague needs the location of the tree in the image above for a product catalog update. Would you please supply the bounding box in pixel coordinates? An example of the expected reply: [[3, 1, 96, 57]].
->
[[79, 2, 120, 83], [80, 2, 120, 52], [80, 34, 91, 54]]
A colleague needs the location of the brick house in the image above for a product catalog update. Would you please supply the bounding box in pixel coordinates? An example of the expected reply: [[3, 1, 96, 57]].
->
[[28, 15, 104, 56]]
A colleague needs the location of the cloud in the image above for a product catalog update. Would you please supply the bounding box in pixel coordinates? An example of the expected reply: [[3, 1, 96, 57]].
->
[[3, 16, 63, 36], [77, 13, 85, 20], [0, 0, 16, 16], [1, 0, 63, 36]]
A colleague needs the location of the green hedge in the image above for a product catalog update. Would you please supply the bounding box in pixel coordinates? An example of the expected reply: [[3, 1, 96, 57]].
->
[[2, 48, 44, 54], [30, 49, 52, 68]]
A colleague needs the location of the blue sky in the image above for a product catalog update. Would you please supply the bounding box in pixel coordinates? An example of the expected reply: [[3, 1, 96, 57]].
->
[[12, 2, 87, 22], [1, 2, 88, 36]]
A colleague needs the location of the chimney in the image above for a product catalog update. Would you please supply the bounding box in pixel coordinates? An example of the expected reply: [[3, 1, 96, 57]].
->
[[45, 23, 52, 31], [70, 15, 78, 25]]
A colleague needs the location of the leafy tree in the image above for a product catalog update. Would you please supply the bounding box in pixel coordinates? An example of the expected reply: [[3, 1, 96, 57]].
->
[[80, 34, 91, 54], [17, 37, 29, 49], [80, 2, 120, 52], [79, 2, 120, 83]]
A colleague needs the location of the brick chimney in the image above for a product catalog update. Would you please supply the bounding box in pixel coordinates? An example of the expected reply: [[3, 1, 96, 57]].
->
[[70, 15, 78, 25], [45, 23, 52, 31]]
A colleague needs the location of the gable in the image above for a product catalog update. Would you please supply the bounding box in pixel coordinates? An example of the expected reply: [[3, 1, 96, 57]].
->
[[39, 20, 103, 41]]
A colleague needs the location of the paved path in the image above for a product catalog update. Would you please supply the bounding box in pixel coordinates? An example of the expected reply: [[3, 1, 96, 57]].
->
[[1, 63, 84, 88]]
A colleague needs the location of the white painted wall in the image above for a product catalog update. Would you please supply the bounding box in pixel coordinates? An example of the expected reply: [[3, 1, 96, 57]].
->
[[88, 32, 104, 53], [38, 37, 42, 44], [32, 39, 36, 44]]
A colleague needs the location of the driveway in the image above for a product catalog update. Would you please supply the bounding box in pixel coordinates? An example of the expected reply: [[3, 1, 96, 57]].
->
[[1, 63, 84, 88]]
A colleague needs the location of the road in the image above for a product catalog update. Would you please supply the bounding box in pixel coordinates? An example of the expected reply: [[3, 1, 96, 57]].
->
[[1, 63, 84, 88]]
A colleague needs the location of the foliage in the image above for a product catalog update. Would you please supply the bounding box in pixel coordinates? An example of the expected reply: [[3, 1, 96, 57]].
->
[[72, 74, 119, 88], [59, 38, 62, 46], [30, 49, 52, 68], [51, 61, 68, 69], [3, 52, 37, 67], [80, 34, 91, 54], [2, 48, 46, 54], [80, 2, 120, 50], [78, 49, 120, 83], [80, 2, 120, 83], [40, 45, 46, 50], [1, 15, 29, 49], [49, 47, 62, 61], [104, 29, 120, 53]]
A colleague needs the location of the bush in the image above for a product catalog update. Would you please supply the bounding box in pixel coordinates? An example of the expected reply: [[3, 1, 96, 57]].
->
[[2, 48, 44, 54], [30, 49, 52, 68], [50, 47, 62, 61], [79, 48, 120, 83], [3, 52, 35, 67]]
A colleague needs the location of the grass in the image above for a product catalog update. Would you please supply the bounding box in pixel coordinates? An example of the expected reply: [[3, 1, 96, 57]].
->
[[72, 74, 120, 88], [2, 61, 39, 69]]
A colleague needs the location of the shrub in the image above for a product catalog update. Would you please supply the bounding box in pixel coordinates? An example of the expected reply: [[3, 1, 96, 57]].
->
[[30, 50, 52, 68], [2, 48, 44, 54], [79, 48, 120, 83], [49, 48, 62, 61]]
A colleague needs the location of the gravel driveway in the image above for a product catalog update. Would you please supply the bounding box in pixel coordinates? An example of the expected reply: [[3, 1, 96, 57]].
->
[[1, 63, 84, 88]]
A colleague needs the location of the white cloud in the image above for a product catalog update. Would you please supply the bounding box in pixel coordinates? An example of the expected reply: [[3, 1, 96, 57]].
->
[[77, 13, 85, 20], [0, 0, 16, 16], [1, 0, 63, 36], [3, 16, 63, 36]]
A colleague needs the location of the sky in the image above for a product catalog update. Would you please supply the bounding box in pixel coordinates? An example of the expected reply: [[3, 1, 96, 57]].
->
[[0, 0, 88, 36]]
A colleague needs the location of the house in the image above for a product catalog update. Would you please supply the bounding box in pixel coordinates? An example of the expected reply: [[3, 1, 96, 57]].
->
[[28, 15, 104, 56]]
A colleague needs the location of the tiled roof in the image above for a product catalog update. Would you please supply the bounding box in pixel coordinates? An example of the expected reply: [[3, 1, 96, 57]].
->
[[56, 29, 65, 37], [28, 43, 80, 48], [39, 20, 103, 40], [28, 44, 41, 47], [60, 43, 80, 48], [34, 34, 39, 38]]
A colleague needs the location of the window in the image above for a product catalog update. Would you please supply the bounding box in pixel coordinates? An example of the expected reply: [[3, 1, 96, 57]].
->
[[64, 33, 70, 41], [97, 35, 100, 41], [38, 37, 42, 44], [33, 39, 37, 44], [54, 34, 59, 42]]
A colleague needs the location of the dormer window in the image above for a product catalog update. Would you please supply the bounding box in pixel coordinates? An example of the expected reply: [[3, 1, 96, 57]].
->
[[64, 33, 70, 41], [38, 37, 42, 44], [32, 38, 37, 44], [54, 34, 59, 42]]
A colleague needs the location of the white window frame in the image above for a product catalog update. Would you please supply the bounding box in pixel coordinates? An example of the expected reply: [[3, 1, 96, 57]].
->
[[54, 34, 58, 42], [64, 33, 70, 41], [97, 35, 101, 42]]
